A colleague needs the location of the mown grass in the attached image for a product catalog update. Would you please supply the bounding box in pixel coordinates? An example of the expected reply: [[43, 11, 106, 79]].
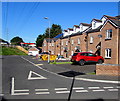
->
[[0, 46, 27, 55]]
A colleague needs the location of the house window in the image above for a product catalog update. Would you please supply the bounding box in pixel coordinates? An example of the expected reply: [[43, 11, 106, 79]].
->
[[106, 29, 112, 39], [105, 48, 111, 58], [78, 38, 80, 44], [61, 41, 63, 46], [52, 43, 54, 46], [66, 41, 68, 46], [93, 22, 96, 28], [71, 40, 74, 45], [44, 43, 46, 46], [90, 36, 94, 44]]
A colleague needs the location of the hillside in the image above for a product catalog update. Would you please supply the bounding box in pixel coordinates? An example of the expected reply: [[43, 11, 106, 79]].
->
[[0, 46, 27, 55]]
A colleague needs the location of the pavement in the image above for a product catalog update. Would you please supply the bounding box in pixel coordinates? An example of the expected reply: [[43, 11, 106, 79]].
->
[[28, 57, 120, 84]]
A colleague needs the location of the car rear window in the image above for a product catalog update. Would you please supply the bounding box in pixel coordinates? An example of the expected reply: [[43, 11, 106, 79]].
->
[[73, 53, 78, 56]]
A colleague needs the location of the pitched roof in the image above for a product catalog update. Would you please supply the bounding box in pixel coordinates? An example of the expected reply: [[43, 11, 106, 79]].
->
[[28, 47, 39, 51], [54, 33, 63, 38], [80, 23, 91, 26], [86, 25, 102, 33], [92, 19, 102, 22], [74, 25, 80, 28], [68, 28, 73, 31]]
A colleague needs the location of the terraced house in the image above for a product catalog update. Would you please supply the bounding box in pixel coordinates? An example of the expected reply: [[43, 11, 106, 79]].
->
[[42, 15, 120, 75]]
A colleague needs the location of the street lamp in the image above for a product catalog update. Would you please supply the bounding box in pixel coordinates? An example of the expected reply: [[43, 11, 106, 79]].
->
[[44, 17, 50, 63]]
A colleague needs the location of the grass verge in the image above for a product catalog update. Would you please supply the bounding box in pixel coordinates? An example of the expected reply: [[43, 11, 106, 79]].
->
[[0, 46, 27, 55]]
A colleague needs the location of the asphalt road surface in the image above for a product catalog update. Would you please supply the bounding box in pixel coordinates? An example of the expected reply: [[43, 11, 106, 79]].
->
[[2, 55, 119, 101]]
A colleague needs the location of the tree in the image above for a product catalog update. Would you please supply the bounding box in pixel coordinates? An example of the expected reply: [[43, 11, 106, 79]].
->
[[10, 36, 24, 45], [36, 24, 62, 47]]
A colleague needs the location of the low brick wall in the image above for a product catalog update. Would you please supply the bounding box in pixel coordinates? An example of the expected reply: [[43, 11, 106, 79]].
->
[[96, 64, 120, 76]]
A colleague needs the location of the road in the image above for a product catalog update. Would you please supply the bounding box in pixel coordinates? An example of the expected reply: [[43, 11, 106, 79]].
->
[[2, 55, 119, 101]]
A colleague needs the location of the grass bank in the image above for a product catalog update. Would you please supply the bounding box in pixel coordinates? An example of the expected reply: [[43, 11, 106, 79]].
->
[[0, 46, 27, 55]]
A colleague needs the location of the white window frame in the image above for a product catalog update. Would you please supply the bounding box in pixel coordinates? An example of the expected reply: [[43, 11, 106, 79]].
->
[[66, 41, 68, 46], [78, 38, 80, 44], [106, 29, 112, 39], [44, 43, 46, 46], [105, 48, 111, 58], [90, 36, 94, 44], [52, 42, 54, 46], [71, 40, 74, 45], [61, 41, 63, 46]]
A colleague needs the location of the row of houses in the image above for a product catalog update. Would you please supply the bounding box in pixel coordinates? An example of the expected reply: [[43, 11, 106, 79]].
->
[[42, 15, 120, 75]]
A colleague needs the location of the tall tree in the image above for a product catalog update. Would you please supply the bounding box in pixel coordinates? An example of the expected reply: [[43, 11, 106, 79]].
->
[[36, 24, 62, 47], [10, 36, 24, 45]]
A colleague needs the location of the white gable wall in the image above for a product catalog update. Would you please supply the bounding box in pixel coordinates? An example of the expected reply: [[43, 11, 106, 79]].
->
[[91, 20, 102, 29], [79, 24, 90, 32]]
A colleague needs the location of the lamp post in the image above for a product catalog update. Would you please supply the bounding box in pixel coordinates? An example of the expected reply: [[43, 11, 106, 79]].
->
[[44, 17, 50, 63]]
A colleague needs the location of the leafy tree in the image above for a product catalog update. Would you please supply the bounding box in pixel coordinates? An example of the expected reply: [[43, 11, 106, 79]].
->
[[10, 36, 24, 45], [36, 24, 62, 47]]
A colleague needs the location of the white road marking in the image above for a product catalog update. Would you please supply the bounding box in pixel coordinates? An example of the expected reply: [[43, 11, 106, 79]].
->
[[11, 77, 29, 96], [88, 87, 100, 89], [73, 87, 84, 90], [55, 88, 68, 91], [108, 89, 118, 91], [103, 87, 114, 89], [35, 89, 49, 91], [56, 91, 70, 94], [75, 90, 88, 93], [35, 64, 43, 66], [92, 89, 105, 92], [116, 86, 120, 88], [14, 89, 29, 92], [11, 93, 29, 95], [36, 92, 50, 95], [21, 57, 119, 84], [28, 71, 47, 80]]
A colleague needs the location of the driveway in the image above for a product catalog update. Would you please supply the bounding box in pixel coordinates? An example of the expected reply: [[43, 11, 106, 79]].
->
[[56, 63, 96, 74]]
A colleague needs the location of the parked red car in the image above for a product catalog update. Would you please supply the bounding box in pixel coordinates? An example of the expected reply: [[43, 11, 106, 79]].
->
[[71, 52, 104, 66]]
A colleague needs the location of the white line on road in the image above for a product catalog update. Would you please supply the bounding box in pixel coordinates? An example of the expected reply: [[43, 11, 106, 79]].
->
[[14, 89, 29, 92], [35, 89, 49, 91], [55, 88, 68, 91], [11, 93, 29, 96], [108, 89, 118, 91], [103, 87, 114, 89], [88, 87, 100, 89], [35, 92, 50, 95], [11, 77, 29, 96], [116, 86, 120, 88], [92, 89, 105, 92], [56, 91, 70, 94], [73, 87, 84, 90], [75, 90, 88, 93]]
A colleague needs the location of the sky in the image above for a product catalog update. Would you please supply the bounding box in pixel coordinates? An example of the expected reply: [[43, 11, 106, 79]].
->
[[2, 2, 119, 43]]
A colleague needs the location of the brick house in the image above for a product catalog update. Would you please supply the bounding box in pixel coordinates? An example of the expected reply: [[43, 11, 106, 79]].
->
[[42, 15, 120, 75], [95, 15, 120, 75]]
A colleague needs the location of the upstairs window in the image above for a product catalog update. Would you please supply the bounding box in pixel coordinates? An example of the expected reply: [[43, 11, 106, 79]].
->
[[105, 48, 111, 58], [106, 29, 112, 39], [66, 41, 68, 46], [71, 40, 74, 45], [93, 22, 96, 28], [61, 41, 63, 46], [78, 38, 80, 44], [90, 36, 94, 44]]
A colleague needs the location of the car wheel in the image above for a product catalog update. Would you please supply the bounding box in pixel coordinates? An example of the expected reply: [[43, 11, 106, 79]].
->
[[79, 60, 85, 66], [98, 59, 103, 64]]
